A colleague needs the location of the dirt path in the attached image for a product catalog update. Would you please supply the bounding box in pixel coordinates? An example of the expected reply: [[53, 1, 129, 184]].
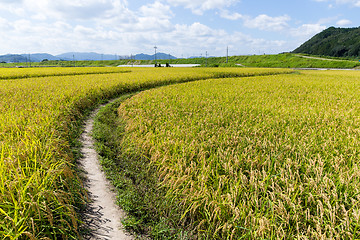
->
[[80, 106, 134, 240], [294, 54, 349, 62]]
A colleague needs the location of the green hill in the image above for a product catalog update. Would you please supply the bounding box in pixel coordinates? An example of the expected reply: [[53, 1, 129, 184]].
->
[[293, 26, 360, 58]]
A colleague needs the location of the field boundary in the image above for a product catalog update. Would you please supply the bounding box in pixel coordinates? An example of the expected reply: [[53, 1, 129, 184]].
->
[[0, 69, 131, 80], [105, 70, 360, 239], [89, 71, 297, 239], [80, 100, 134, 239], [0, 68, 295, 239]]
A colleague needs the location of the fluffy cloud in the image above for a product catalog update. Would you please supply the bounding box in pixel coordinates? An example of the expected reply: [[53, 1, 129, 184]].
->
[[336, 0, 360, 6], [336, 19, 352, 26], [0, 0, 23, 2], [244, 14, 291, 31], [0, 0, 23, 6], [48, 0, 114, 19], [15, 0, 129, 20], [313, 0, 360, 6], [156, 22, 289, 56], [290, 23, 326, 38], [105, 2, 174, 33], [0, 17, 11, 30], [166, 0, 239, 14], [139, 1, 173, 19], [0, 0, 332, 57], [219, 10, 244, 20]]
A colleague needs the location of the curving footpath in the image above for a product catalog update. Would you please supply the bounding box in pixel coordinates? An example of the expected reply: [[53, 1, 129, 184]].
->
[[80, 106, 134, 240]]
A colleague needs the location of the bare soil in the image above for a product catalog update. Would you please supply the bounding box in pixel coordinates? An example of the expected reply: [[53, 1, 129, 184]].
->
[[80, 107, 134, 240]]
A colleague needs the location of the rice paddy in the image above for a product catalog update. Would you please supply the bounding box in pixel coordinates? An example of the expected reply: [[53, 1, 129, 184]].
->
[[0, 67, 291, 239], [115, 70, 360, 239], [4, 66, 360, 239]]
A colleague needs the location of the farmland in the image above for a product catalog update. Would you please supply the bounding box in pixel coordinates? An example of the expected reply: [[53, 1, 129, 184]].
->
[[0, 67, 130, 80], [95, 70, 360, 239], [3, 53, 360, 69], [0, 67, 291, 239]]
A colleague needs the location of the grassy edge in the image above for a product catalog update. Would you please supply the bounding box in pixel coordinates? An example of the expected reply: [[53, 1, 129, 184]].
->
[[0, 69, 294, 239], [2, 53, 360, 69], [92, 95, 193, 239], [90, 71, 299, 239], [45, 69, 294, 239], [0, 69, 131, 81]]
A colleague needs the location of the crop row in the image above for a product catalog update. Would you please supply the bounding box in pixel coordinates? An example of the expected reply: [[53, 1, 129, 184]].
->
[[0, 67, 131, 80], [117, 70, 360, 239], [0, 67, 292, 239]]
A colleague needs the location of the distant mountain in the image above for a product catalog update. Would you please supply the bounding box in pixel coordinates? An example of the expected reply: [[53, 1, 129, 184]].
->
[[0, 53, 60, 63], [134, 53, 177, 60], [21, 53, 61, 62], [56, 52, 120, 61], [57, 52, 176, 61], [293, 26, 360, 57], [133, 53, 153, 60], [0, 54, 27, 63], [0, 52, 177, 63]]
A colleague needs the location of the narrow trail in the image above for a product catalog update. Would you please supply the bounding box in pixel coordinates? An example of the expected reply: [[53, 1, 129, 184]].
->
[[294, 54, 349, 62], [80, 106, 134, 240]]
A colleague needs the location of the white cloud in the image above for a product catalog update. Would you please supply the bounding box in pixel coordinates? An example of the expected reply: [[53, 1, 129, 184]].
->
[[317, 16, 338, 25], [336, 19, 352, 26], [0, 0, 332, 57], [336, 0, 360, 7], [313, 0, 360, 7], [0, 17, 11, 31], [50, 0, 114, 19], [290, 23, 326, 38], [19, 0, 128, 20], [244, 14, 291, 31], [166, 0, 239, 14], [102, 2, 174, 33], [139, 1, 173, 19], [0, 1, 25, 15], [158, 23, 288, 56], [0, 0, 23, 5], [176, 22, 222, 37], [219, 10, 243, 20]]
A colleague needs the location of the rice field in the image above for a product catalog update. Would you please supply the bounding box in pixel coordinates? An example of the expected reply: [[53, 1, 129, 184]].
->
[[117, 70, 360, 239], [0, 67, 290, 239], [0, 67, 130, 80]]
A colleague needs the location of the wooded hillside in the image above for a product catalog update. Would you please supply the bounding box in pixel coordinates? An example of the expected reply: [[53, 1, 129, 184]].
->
[[293, 26, 360, 58]]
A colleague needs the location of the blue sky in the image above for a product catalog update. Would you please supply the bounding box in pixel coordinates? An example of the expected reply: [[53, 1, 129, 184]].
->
[[0, 0, 358, 57]]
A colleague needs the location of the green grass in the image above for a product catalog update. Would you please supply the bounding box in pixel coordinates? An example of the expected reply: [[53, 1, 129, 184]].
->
[[149, 53, 360, 68], [0, 67, 129, 80], [93, 96, 178, 238], [92, 70, 298, 239], [2, 53, 359, 68], [109, 70, 360, 239], [229, 53, 360, 68]]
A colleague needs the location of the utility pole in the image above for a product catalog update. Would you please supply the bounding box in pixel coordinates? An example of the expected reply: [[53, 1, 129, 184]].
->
[[226, 46, 229, 63], [73, 54, 75, 67], [25, 54, 28, 68], [206, 51, 208, 67], [29, 54, 31, 67], [154, 46, 157, 66]]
